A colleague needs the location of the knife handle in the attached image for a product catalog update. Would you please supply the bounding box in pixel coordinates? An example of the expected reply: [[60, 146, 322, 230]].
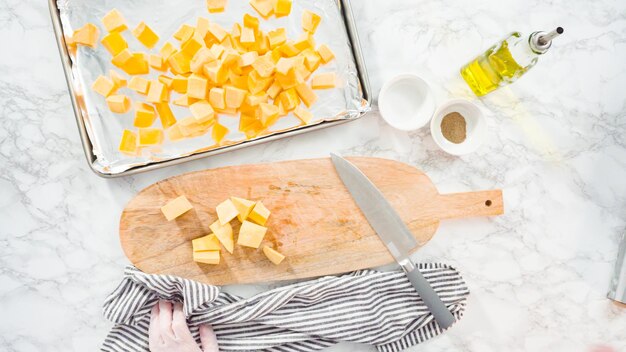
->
[[403, 262, 456, 330]]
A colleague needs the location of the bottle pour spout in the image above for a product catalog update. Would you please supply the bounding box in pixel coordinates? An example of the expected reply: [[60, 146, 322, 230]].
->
[[530, 27, 564, 54]]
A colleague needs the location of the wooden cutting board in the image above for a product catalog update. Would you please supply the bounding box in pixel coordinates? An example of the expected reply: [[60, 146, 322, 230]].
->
[[120, 157, 503, 285]]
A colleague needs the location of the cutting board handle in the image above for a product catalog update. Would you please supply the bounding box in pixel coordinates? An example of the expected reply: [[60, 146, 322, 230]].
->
[[437, 190, 504, 220]]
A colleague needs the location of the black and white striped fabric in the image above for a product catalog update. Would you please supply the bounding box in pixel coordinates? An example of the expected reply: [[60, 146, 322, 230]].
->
[[102, 264, 468, 352]]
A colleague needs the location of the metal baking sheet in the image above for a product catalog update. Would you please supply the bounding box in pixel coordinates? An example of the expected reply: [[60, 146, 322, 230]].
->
[[49, 0, 371, 177]]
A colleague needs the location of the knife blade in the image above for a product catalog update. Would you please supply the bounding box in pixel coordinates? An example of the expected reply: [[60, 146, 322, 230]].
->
[[330, 153, 456, 329]]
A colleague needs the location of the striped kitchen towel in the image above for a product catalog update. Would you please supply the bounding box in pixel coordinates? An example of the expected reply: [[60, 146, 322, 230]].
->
[[102, 264, 468, 352]]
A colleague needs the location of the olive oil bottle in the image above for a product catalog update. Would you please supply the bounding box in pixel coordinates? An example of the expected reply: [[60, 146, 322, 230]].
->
[[461, 27, 564, 96]]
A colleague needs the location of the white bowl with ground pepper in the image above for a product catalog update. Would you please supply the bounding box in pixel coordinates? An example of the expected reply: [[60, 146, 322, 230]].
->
[[430, 99, 486, 155]]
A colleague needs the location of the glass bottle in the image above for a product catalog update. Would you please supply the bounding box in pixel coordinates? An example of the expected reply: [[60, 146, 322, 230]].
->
[[460, 27, 563, 96]]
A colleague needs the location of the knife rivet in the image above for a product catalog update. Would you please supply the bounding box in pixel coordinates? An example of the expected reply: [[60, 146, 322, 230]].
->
[[485, 200, 492, 207]]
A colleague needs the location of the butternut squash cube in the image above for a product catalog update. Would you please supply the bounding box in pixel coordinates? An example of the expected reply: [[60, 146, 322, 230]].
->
[[252, 54, 275, 78], [196, 17, 210, 38], [128, 76, 150, 94], [92, 75, 116, 97], [224, 86, 247, 109], [273, 0, 292, 17], [230, 197, 256, 222], [302, 10, 321, 34], [106, 94, 131, 113], [134, 102, 157, 127], [174, 24, 195, 42], [193, 250, 220, 265], [237, 221, 267, 248], [207, 0, 227, 13], [173, 94, 197, 107], [266, 81, 282, 99], [216, 199, 239, 225], [278, 88, 299, 111], [102, 9, 127, 32], [240, 27, 255, 45], [311, 72, 336, 89], [148, 54, 167, 71], [158, 75, 174, 88], [192, 234, 221, 252], [146, 80, 168, 103], [160, 42, 177, 59], [73, 23, 100, 47], [267, 28, 286, 48], [275, 57, 295, 75], [243, 14, 260, 30], [155, 102, 177, 128], [248, 201, 270, 225], [167, 124, 185, 141], [262, 246, 285, 265], [161, 195, 193, 221], [109, 70, 127, 88], [138, 128, 164, 146], [101, 32, 128, 56], [208, 23, 228, 42], [294, 106, 313, 124], [190, 48, 216, 73], [212, 122, 229, 144], [181, 33, 205, 58], [203, 61, 228, 85], [187, 74, 208, 99], [189, 101, 215, 123], [209, 219, 234, 253], [317, 44, 335, 64], [168, 51, 191, 74], [295, 82, 318, 107], [132, 22, 159, 49], [172, 75, 189, 94], [209, 87, 226, 109], [249, 0, 274, 18], [239, 51, 258, 67], [259, 103, 279, 126], [118, 129, 137, 155]]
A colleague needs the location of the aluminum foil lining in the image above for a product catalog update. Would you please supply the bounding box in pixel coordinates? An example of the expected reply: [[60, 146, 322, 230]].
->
[[56, 0, 368, 174]]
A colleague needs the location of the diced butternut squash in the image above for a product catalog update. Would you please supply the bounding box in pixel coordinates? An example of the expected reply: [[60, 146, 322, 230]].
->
[[128, 76, 150, 94], [160, 42, 177, 59], [317, 44, 335, 63], [243, 14, 260, 29], [134, 102, 157, 127], [109, 70, 127, 88], [259, 103, 279, 126], [106, 94, 131, 113], [207, 0, 227, 13], [263, 246, 285, 265], [193, 250, 220, 265], [209, 87, 226, 109], [161, 195, 193, 221], [230, 197, 256, 222], [294, 105, 313, 124], [252, 54, 275, 78], [146, 80, 168, 103], [181, 33, 205, 58], [302, 10, 321, 34], [92, 75, 116, 97], [174, 24, 195, 42], [138, 128, 164, 145], [240, 27, 255, 45], [273, 0, 292, 17], [224, 86, 247, 108], [190, 48, 216, 73], [155, 102, 177, 128], [249, 0, 274, 18], [172, 75, 188, 94], [192, 234, 221, 252], [216, 199, 239, 224], [132, 22, 159, 48], [248, 201, 270, 225], [187, 74, 209, 99], [158, 75, 174, 88], [209, 220, 234, 253], [173, 94, 197, 107], [73, 23, 100, 47], [148, 54, 167, 71], [189, 100, 215, 123], [118, 129, 137, 154], [101, 32, 128, 56], [267, 28, 286, 48], [278, 88, 299, 111], [208, 23, 228, 42], [168, 51, 191, 74], [311, 72, 336, 89], [212, 122, 229, 144], [237, 220, 267, 248], [102, 9, 127, 32], [239, 51, 258, 67], [295, 82, 317, 107]]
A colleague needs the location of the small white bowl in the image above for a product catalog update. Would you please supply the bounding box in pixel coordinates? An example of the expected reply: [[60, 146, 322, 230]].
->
[[378, 74, 436, 131], [430, 99, 486, 155]]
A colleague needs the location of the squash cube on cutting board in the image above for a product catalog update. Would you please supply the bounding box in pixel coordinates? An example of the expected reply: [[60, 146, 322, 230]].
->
[[102, 9, 127, 32], [132, 21, 159, 49], [230, 197, 256, 222], [92, 75, 116, 97], [193, 250, 220, 265], [161, 195, 193, 221], [209, 220, 234, 254], [192, 234, 221, 252], [237, 221, 267, 248], [248, 201, 270, 225], [106, 94, 131, 113], [216, 199, 239, 224], [118, 129, 137, 155], [262, 246, 285, 265]]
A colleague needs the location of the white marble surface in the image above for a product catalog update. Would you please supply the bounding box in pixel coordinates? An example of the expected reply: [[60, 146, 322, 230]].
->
[[1, 0, 625, 351]]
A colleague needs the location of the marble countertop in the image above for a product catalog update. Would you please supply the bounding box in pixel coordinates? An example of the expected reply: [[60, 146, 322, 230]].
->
[[1, 0, 625, 350]]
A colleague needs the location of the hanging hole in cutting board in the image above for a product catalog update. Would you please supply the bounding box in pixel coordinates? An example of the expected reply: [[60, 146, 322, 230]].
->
[[485, 200, 492, 207]]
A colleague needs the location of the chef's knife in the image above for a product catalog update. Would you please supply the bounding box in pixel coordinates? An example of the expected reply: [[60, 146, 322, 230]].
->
[[330, 154, 456, 329]]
